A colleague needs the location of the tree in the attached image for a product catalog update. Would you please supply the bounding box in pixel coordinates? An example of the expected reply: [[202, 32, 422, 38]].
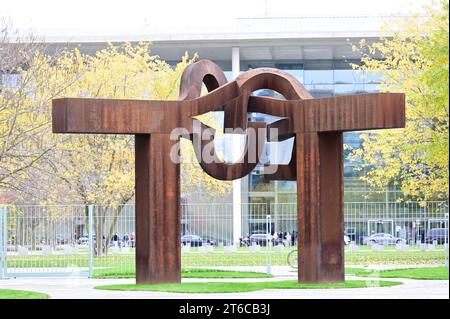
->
[[0, 19, 57, 195], [350, 1, 449, 202], [16, 42, 231, 255], [2, 33, 233, 253]]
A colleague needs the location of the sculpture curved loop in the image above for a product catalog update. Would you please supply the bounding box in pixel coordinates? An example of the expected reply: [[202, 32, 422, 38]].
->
[[179, 59, 271, 180], [179, 59, 228, 101], [178, 60, 317, 181], [192, 121, 267, 180], [235, 67, 313, 100], [233, 68, 312, 179]]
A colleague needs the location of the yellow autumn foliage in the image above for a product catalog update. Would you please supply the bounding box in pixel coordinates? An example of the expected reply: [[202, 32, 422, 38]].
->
[[2, 41, 231, 205], [350, 1, 449, 202]]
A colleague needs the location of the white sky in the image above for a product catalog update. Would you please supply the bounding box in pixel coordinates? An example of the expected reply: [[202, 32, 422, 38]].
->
[[1, 0, 432, 36]]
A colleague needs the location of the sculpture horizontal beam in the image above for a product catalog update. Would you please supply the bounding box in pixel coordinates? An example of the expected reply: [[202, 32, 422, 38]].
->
[[53, 92, 404, 135], [52, 81, 241, 134], [248, 93, 405, 132]]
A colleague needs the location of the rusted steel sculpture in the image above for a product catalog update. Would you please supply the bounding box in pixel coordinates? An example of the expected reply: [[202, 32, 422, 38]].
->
[[52, 59, 405, 284]]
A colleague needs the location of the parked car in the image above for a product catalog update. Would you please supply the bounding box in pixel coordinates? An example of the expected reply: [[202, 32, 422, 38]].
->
[[201, 236, 216, 246], [181, 234, 203, 247], [77, 235, 97, 245], [362, 233, 406, 245], [78, 236, 89, 245], [249, 233, 274, 246], [56, 237, 68, 244], [425, 228, 448, 244]]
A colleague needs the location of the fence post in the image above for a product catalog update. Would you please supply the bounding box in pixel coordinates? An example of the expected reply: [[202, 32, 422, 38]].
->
[[0, 205, 7, 279], [88, 204, 94, 278], [266, 214, 272, 275], [445, 212, 449, 267]]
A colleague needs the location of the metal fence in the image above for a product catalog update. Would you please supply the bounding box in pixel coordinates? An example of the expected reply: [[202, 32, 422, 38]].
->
[[0, 201, 448, 278]]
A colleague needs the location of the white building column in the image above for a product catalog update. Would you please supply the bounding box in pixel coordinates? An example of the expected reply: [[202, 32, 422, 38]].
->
[[231, 47, 242, 245], [232, 47, 240, 78]]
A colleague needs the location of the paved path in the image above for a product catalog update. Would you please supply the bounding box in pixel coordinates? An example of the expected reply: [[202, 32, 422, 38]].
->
[[0, 276, 448, 299]]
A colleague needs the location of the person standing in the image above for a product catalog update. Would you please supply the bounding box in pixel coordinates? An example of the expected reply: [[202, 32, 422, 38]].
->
[[130, 232, 136, 248], [291, 230, 297, 246], [123, 233, 129, 247], [113, 233, 119, 247], [285, 232, 291, 247]]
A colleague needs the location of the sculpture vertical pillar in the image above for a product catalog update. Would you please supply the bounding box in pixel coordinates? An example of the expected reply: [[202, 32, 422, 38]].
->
[[296, 132, 344, 283], [135, 134, 181, 284], [231, 46, 243, 246]]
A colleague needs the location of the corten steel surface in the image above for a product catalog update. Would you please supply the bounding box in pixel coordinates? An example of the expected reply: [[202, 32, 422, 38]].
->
[[52, 59, 405, 284]]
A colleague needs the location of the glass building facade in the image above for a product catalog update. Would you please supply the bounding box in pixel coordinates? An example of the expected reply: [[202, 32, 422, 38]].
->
[[179, 56, 401, 235], [225, 60, 384, 233]]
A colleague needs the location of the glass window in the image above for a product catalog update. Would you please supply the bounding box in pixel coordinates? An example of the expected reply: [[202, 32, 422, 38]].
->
[[248, 63, 275, 69], [265, 138, 294, 165], [220, 134, 246, 162], [252, 89, 284, 99], [223, 71, 234, 81], [285, 69, 304, 83], [304, 70, 334, 85], [334, 84, 365, 96], [363, 71, 383, 84], [276, 63, 303, 70], [249, 174, 275, 192], [363, 83, 381, 93], [334, 70, 364, 84], [304, 84, 334, 98], [344, 132, 363, 149], [249, 196, 274, 220], [304, 60, 333, 70], [259, 143, 270, 165], [275, 63, 303, 81], [277, 181, 296, 192], [344, 164, 360, 178], [249, 112, 284, 125]]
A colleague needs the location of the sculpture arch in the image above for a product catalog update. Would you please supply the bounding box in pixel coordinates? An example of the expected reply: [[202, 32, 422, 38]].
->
[[52, 59, 405, 284]]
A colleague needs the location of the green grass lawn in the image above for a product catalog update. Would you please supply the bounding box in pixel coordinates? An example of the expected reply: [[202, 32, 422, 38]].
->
[[0, 289, 49, 299], [344, 251, 446, 266], [6, 249, 447, 271], [95, 280, 402, 293], [350, 267, 449, 280], [95, 267, 383, 279], [344, 267, 374, 276], [94, 267, 273, 279]]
